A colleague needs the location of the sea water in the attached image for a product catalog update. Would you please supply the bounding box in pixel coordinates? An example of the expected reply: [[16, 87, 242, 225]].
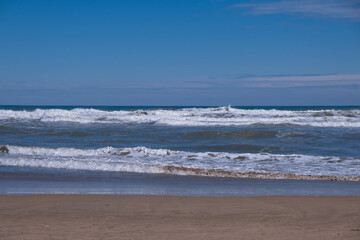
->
[[1, 106, 359, 195]]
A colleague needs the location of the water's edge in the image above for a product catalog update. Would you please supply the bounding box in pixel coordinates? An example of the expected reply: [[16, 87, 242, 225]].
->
[[1, 167, 360, 196]]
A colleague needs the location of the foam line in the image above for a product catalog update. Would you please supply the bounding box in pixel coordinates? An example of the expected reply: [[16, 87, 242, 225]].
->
[[0, 107, 359, 127], [1, 145, 359, 181]]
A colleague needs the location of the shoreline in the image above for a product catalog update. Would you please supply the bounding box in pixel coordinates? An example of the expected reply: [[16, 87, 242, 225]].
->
[[1, 195, 359, 240], [2, 168, 360, 196]]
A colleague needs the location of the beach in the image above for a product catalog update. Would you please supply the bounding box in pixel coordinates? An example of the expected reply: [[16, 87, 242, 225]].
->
[[1, 195, 359, 240]]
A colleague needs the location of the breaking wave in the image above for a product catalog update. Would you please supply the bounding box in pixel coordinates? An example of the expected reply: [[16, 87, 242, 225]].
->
[[1, 145, 359, 181], [0, 106, 360, 127]]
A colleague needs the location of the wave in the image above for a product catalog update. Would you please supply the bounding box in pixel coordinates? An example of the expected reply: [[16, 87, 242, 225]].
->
[[191, 144, 282, 153], [183, 130, 279, 139], [0, 106, 360, 127], [183, 130, 308, 139], [1, 145, 359, 181]]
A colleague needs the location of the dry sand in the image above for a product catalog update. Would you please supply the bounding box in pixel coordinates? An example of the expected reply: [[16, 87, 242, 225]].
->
[[0, 195, 359, 240]]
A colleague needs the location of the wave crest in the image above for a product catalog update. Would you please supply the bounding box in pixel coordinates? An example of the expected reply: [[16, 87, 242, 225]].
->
[[1, 145, 359, 181], [0, 107, 360, 127]]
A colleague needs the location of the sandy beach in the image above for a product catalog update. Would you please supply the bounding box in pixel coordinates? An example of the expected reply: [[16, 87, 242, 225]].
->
[[0, 195, 359, 240]]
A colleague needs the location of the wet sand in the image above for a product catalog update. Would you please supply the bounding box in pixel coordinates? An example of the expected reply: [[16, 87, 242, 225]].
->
[[0, 195, 359, 240]]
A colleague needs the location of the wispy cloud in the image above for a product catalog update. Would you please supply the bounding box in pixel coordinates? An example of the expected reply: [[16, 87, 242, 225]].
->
[[103, 74, 360, 89], [129, 74, 360, 89], [3, 74, 360, 90], [232, 0, 360, 21], [224, 74, 360, 88]]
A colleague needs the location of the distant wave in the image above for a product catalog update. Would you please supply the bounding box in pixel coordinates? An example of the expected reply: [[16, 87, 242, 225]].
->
[[1, 145, 359, 181], [0, 106, 359, 127]]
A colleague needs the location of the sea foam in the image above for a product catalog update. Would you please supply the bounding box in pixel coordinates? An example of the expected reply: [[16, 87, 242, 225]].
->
[[1, 145, 359, 181], [0, 107, 360, 127]]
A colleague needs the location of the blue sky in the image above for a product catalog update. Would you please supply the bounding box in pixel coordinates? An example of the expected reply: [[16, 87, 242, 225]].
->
[[0, 0, 359, 105]]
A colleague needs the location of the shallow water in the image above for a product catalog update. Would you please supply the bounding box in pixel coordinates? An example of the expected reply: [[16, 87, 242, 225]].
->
[[1, 166, 360, 196]]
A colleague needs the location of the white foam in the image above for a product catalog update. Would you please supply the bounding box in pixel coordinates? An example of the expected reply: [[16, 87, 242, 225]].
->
[[0, 107, 360, 127], [1, 145, 359, 180]]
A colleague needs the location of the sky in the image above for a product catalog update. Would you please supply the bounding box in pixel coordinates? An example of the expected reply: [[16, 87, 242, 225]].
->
[[0, 0, 359, 106]]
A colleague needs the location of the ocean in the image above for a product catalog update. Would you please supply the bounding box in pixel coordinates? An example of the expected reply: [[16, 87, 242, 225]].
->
[[1, 105, 360, 195]]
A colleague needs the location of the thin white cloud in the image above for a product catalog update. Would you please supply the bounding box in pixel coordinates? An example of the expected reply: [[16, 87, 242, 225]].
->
[[4, 74, 360, 90], [141, 74, 360, 89], [231, 74, 360, 88], [233, 0, 360, 21], [239, 74, 360, 82]]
